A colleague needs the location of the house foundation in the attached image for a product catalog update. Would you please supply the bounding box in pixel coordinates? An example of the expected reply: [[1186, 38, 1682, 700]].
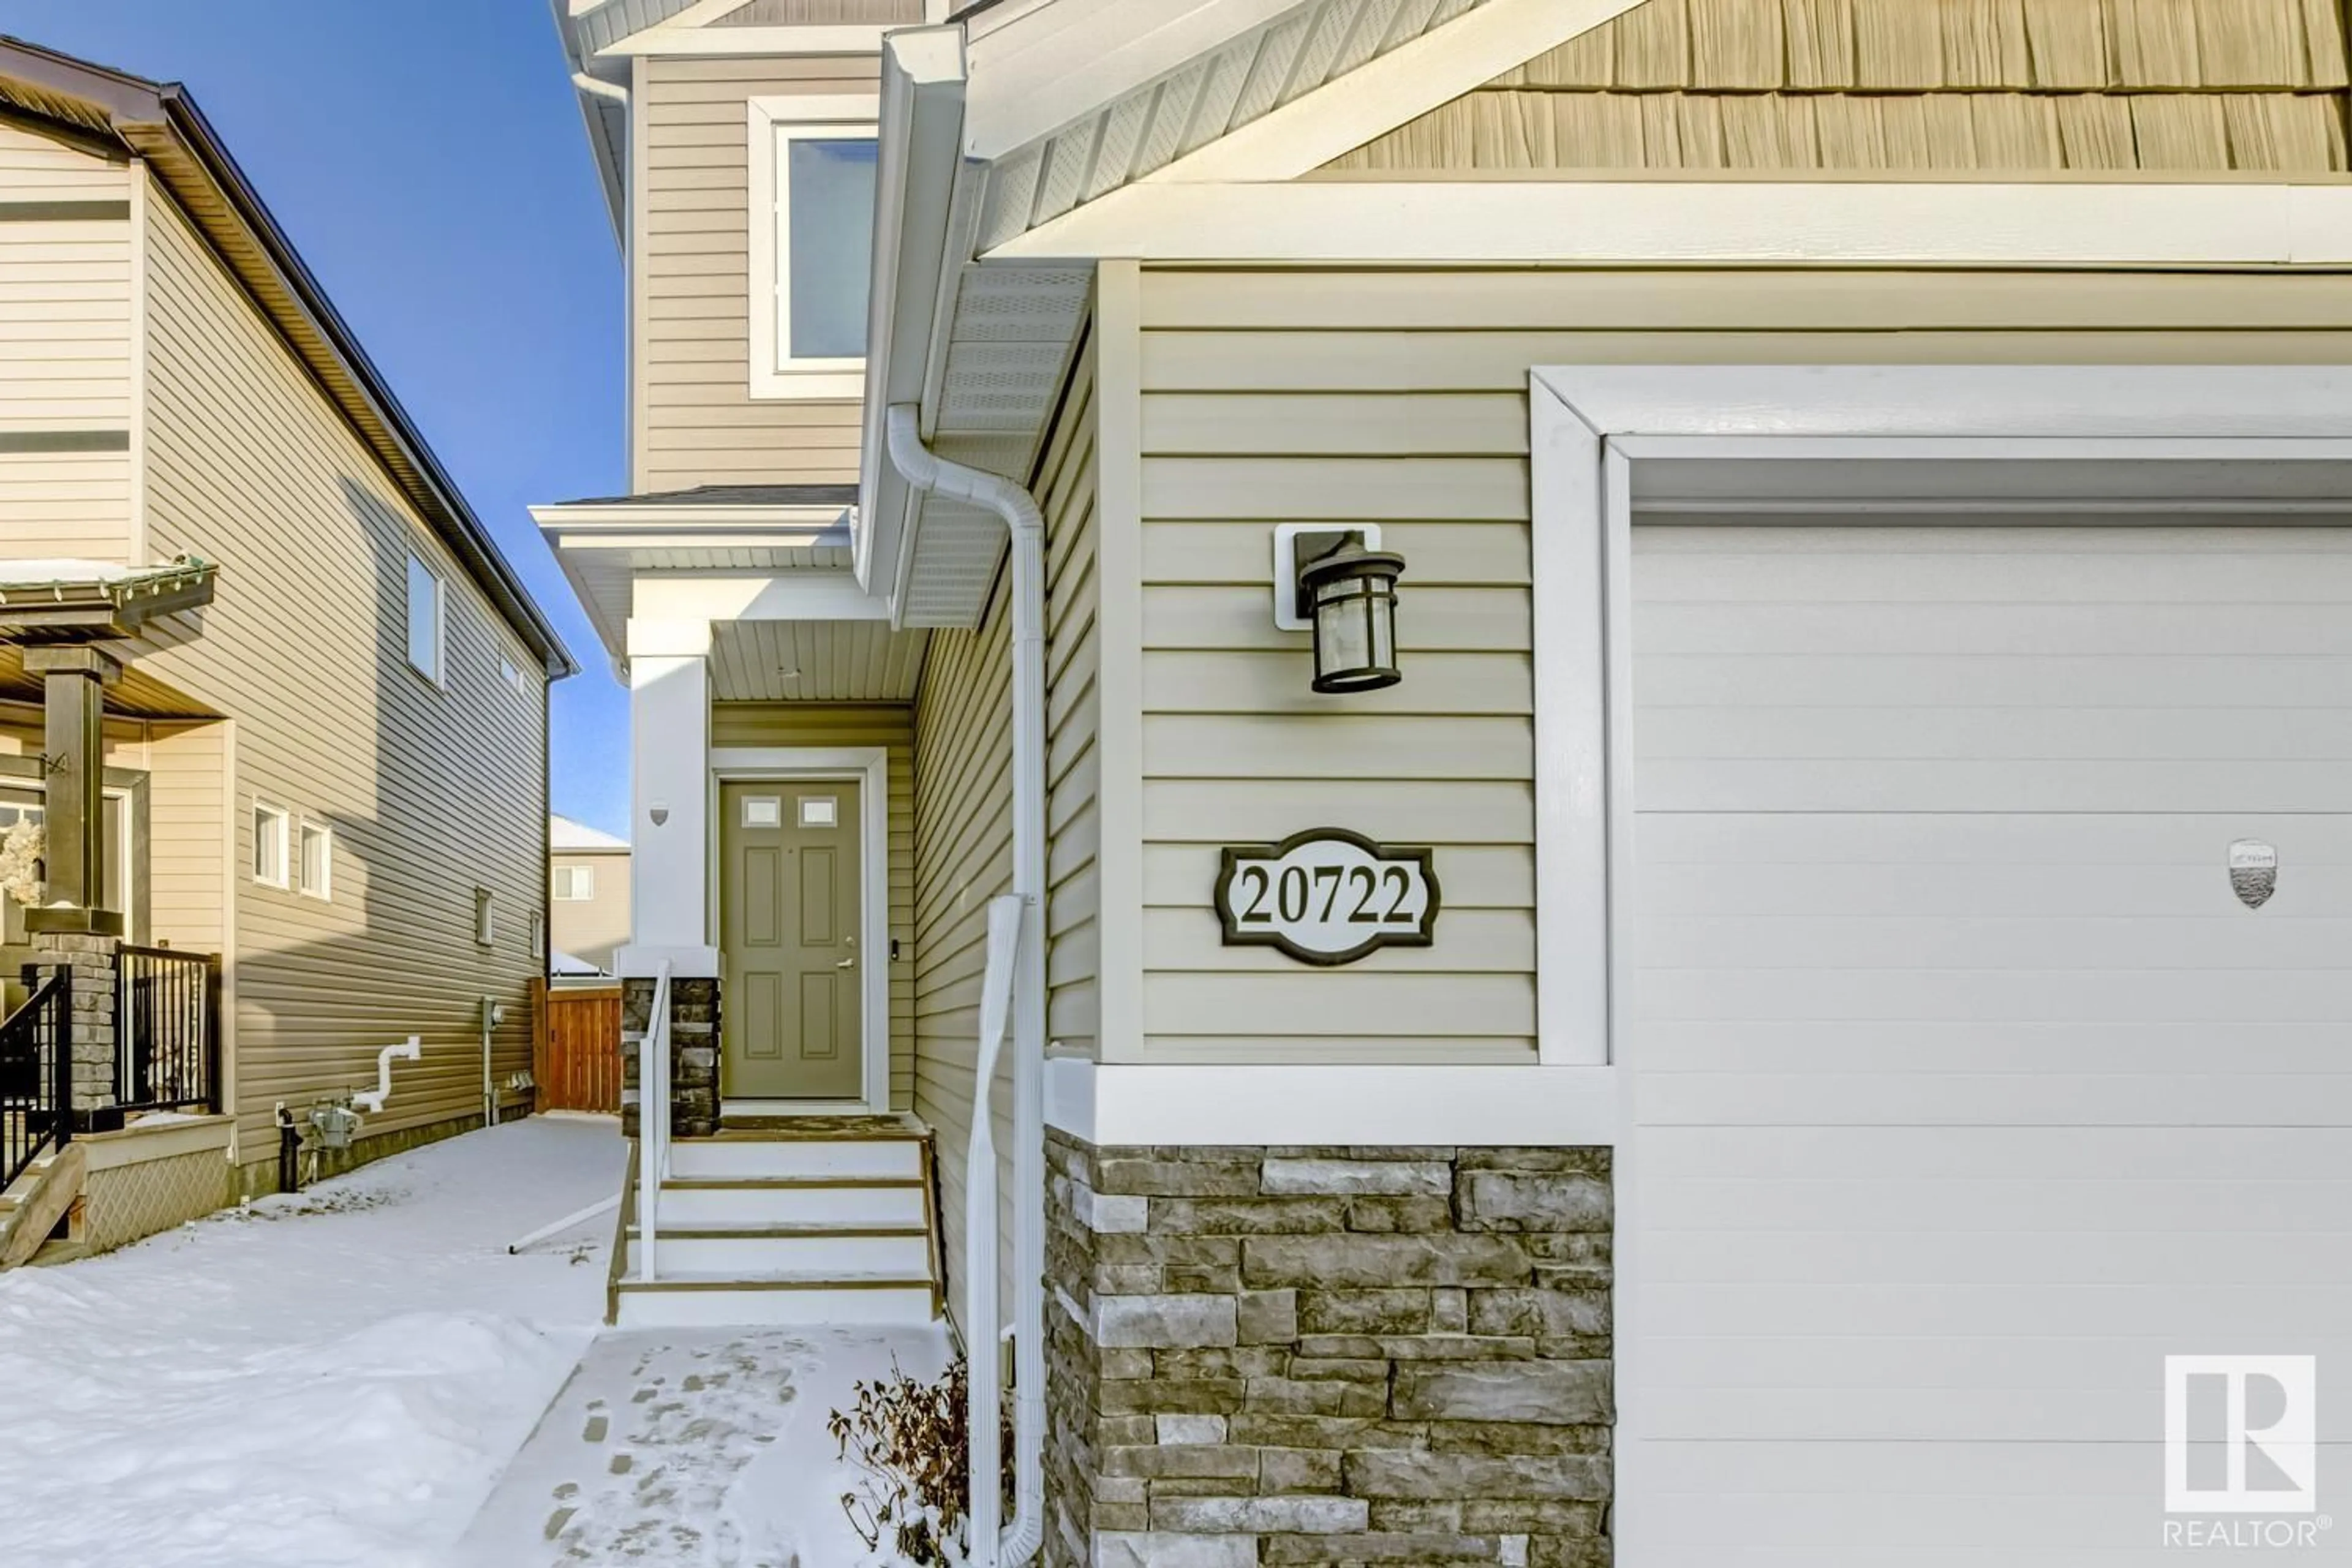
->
[[1044, 1132, 1615, 1568], [619, 974, 720, 1139]]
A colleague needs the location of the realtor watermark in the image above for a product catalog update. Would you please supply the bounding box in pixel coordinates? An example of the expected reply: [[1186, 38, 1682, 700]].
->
[[2164, 1355, 2328, 1550]]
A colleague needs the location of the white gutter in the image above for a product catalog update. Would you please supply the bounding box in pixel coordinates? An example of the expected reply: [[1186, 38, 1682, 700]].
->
[[885, 404, 1046, 1568], [571, 70, 628, 106]]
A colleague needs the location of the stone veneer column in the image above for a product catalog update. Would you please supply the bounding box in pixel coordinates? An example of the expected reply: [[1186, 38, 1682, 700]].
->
[[1043, 1133, 1613, 1568], [30, 929, 119, 1125], [619, 975, 721, 1140]]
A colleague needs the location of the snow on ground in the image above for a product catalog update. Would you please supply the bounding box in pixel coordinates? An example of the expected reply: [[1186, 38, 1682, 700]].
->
[[0, 1114, 625, 1568], [456, 1322, 949, 1567]]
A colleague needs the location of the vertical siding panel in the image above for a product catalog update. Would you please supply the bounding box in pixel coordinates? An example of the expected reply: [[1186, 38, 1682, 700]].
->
[[140, 179, 548, 1179], [1042, 328, 1101, 1060]]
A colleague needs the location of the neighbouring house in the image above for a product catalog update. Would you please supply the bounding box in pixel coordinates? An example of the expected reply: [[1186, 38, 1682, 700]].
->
[[549, 813, 631, 976], [0, 38, 573, 1264], [548, 1, 2352, 1563]]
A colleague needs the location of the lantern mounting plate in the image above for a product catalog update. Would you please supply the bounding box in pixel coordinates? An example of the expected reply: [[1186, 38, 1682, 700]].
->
[[1272, 524, 1383, 631]]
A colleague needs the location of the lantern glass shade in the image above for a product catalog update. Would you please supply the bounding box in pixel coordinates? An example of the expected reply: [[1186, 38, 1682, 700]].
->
[[1300, 540, 1404, 693]]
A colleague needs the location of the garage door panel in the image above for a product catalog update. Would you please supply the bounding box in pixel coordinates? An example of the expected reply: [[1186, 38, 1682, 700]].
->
[[1638, 704, 2352, 763], [1647, 1281, 2352, 1346], [1640, 914, 2352, 971], [1644, 1021, 2352, 1075], [1639, 861, 2344, 917], [1638, 812, 2352, 867], [1639, 1069, 2352, 1126], [1647, 1231, 2352, 1292], [1635, 598, 2352, 657], [1643, 1124, 2352, 1181], [1635, 965, 2352, 1023], [1637, 759, 2352, 813], [1636, 651, 2348, 713]]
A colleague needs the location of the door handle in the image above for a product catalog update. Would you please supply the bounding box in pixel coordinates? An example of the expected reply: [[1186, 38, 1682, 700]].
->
[[835, 956, 856, 969]]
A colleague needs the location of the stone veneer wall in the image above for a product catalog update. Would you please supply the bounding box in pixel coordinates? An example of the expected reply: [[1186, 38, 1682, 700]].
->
[[1044, 1133, 1613, 1568], [619, 975, 720, 1139]]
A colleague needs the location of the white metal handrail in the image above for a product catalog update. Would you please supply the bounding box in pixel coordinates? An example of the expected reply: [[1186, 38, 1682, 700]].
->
[[638, 963, 673, 1282]]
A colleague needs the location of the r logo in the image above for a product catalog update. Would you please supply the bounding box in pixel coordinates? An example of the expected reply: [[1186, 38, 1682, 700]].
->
[[2165, 1356, 2317, 1515]]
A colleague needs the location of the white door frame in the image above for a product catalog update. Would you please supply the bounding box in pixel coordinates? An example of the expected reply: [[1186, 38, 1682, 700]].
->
[[709, 745, 891, 1115], [1529, 363, 2352, 1562]]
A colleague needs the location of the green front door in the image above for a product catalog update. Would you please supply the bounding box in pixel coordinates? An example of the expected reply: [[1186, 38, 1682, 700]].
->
[[720, 778, 863, 1100]]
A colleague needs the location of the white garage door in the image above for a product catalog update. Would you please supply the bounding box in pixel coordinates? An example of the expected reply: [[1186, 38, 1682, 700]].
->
[[1625, 524, 2352, 1564]]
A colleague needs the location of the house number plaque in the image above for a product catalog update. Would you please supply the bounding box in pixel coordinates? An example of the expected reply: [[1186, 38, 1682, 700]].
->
[[1216, 828, 1440, 967]]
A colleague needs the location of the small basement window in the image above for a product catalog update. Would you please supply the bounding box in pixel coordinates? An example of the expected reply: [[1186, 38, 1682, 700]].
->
[[552, 864, 594, 902], [298, 821, 333, 900], [253, 803, 289, 888], [405, 552, 444, 685]]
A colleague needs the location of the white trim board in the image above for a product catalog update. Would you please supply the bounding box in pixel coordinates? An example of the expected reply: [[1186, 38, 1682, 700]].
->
[[709, 745, 892, 1115], [1525, 361, 2352, 1564], [1045, 1059, 1619, 1146], [985, 178, 2352, 264]]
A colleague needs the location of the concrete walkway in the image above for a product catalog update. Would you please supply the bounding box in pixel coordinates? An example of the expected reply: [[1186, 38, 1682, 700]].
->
[[456, 1324, 949, 1567]]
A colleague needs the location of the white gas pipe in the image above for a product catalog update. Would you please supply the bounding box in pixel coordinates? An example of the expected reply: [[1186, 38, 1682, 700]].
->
[[350, 1036, 420, 1115]]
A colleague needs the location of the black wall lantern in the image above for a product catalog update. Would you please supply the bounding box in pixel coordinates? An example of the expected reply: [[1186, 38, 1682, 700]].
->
[[1289, 530, 1404, 693]]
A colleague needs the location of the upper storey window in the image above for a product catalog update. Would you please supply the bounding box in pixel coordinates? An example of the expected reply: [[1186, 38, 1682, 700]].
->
[[748, 96, 878, 399]]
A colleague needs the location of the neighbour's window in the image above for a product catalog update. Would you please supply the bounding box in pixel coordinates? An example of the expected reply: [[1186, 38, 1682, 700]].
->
[[500, 655, 527, 696], [253, 804, 289, 888], [552, 865, 594, 902], [748, 99, 877, 397], [475, 886, 496, 947], [298, 821, 333, 900], [529, 910, 545, 961], [405, 552, 444, 684]]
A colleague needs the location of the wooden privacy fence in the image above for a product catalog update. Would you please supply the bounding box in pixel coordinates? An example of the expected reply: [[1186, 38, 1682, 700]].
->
[[533, 981, 623, 1114]]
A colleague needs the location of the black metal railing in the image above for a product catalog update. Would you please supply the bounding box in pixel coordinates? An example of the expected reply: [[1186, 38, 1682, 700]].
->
[[115, 946, 220, 1115], [1, 974, 69, 1192]]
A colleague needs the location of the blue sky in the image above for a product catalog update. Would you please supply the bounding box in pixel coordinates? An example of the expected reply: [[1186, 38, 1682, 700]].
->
[[4, 0, 633, 836]]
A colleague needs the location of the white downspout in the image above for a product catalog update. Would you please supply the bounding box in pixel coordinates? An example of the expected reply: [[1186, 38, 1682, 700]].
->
[[884, 405, 1047, 1568]]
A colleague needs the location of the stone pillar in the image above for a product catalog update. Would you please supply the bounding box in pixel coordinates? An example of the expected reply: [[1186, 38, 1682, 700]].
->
[[1043, 1133, 1614, 1568], [620, 973, 721, 1141], [29, 929, 120, 1128]]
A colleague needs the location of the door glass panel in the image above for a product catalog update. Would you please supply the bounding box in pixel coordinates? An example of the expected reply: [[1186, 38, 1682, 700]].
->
[[798, 796, 838, 828], [742, 796, 782, 829]]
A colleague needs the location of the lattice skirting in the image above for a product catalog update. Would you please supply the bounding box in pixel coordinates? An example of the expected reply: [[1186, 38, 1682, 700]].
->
[[83, 1148, 232, 1254]]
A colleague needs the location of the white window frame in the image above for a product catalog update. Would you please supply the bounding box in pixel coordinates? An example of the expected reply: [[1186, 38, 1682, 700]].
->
[[252, 802, 290, 889], [296, 820, 333, 901], [500, 654, 527, 696], [745, 94, 878, 401], [405, 552, 445, 687], [552, 864, 595, 902], [475, 886, 496, 948]]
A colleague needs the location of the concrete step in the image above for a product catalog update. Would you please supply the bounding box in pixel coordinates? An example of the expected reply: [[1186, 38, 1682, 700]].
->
[[652, 1175, 928, 1228], [611, 1272, 937, 1330], [625, 1221, 931, 1278], [667, 1136, 922, 1182]]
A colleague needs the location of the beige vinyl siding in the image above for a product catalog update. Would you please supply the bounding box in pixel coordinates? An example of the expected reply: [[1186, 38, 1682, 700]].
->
[[710, 701, 915, 1109], [0, 707, 225, 953], [638, 55, 876, 492], [912, 575, 1013, 1320], [140, 179, 546, 1173], [908, 330, 1098, 1313], [1042, 326, 1101, 1060], [1326, 0, 2352, 173], [0, 120, 134, 557], [1132, 263, 2352, 1068], [550, 848, 633, 976], [145, 718, 229, 957]]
